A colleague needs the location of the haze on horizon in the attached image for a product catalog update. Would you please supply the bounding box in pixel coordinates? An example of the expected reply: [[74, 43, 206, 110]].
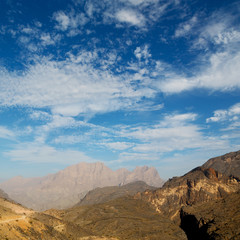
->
[[0, 0, 240, 180]]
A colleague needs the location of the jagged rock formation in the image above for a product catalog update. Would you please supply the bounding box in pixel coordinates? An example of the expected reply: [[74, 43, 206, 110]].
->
[[77, 181, 157, 206], [180, 191, 240, 240], [135, 166, 240, 222], [202, 150, 240, 178], [0, 162, 164, 211]]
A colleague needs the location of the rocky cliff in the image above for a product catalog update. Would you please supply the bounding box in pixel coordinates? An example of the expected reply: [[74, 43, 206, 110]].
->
[[135, 166, 240, 222], [0, 162, 164, 211]]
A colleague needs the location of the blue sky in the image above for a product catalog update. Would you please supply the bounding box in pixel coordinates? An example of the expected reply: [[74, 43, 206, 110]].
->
[[0, 0, 240, 180]]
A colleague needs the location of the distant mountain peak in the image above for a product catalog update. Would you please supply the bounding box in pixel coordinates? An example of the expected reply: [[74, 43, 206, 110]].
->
[[0, 162, 164, 211]]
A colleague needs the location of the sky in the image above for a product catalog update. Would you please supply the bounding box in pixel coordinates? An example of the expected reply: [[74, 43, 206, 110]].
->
[[0, 0, 240, 181]]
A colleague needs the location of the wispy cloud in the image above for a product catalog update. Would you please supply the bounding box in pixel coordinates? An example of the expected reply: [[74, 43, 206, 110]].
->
[[206, 102, 240, 126], [0, 49, 158, 118], [4, 143, 95, 163], [158, 50, 240, 93], [53, 10, 88, 36], [116, 113, 229, 156], [0, 126, 16, 140], [175, 16, 198, 38]]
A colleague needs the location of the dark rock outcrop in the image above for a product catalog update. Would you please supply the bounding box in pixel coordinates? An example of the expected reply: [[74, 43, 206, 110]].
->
[[180, 191, 240, 240]]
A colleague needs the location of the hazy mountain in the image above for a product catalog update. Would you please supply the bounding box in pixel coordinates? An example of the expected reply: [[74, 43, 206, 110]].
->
[[0, 188, 10, 200], [77, 181, 157, 206], [135, 151, 240, 223], [202, 150, 240, 178], [0, 162, 164, 211]]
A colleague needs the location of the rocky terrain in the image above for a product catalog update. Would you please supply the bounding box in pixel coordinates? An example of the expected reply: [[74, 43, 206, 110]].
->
[[0, 196, 68, 239], [0, 162, 164, 211], [77, 181, 156, 206], [0, 195, 187, 240], [180, 191, 240, 240], [135, 162, 240, 223], [47, 196, 187, 240]]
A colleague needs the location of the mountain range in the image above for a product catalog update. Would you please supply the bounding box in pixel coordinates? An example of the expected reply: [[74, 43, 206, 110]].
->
[[0, 150, 239, 239], [0, 162, 164, 210]]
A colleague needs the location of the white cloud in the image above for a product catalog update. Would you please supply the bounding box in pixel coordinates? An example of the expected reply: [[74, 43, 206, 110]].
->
[[206, 102, 240, 125], [190, 9, 240, 49], [5, 143, 95, 163], [175, 16, 198, 38], [0, 126, 15, 140], [134, 45, 151, 62], [85, 2, 94, 17], [158, 50, 240, 93], [54, 11, 70, 31], [115, 9, 146, 26], [53, 10, 88, 35], [40, 33, 55, 46], [29, 110, 52, 121]]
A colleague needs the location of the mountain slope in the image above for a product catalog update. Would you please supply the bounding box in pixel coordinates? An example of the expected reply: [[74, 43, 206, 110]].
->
[[0, 188, 10, 200], [0, 162, 164, 211], [0, 197, 68, 239], [50, 196, 187, 240], [77, 181, 157, 206], [202, 150, 240, 178], [0, 196, 108, 240]]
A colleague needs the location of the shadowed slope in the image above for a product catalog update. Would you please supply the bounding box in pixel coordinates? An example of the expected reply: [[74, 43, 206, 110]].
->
[[77, 181, 157, 206]]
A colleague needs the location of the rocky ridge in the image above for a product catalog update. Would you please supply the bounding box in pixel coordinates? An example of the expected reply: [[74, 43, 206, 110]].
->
[[77, 181, 157, 206], [135, 166, 240, 222]]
